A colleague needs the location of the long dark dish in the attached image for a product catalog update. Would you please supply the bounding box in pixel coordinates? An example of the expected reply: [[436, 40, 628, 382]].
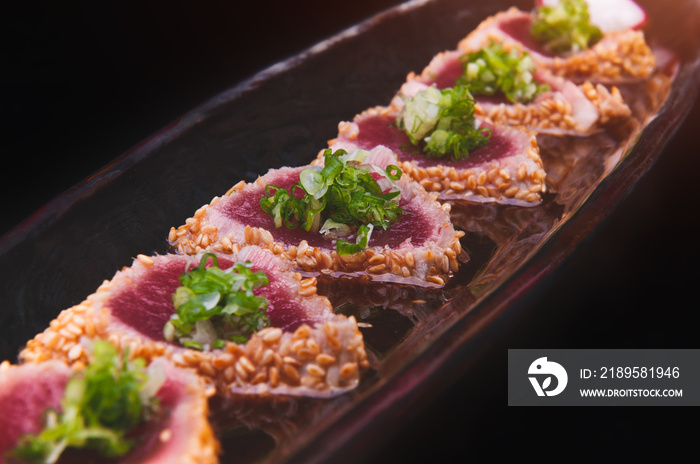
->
[[2, 0, 699, 462]]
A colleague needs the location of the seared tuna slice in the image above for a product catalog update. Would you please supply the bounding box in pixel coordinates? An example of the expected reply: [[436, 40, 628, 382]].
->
[[168, 146, 464, 286], [328, 107, 546, 205], [19, 247, 369, 398], [457, 7, 655, 85], [0, 357, 219, 464], [404, 46, 630, 136], [0, 361, 70, 464]]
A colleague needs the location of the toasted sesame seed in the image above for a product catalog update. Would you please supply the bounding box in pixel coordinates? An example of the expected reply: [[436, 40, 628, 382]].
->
[[238, 356, 256, 373], [283, 364, 301, 383], [291, 339, 305, 354], [306, 363, 326, 377], [340, 362, 358, 379], [260, 349, 275, 366], [250, 372, 267, 384], [283, 356, 302, 368], [67, 343, 83, 362], [268, 367, 280, 387], [326, 335, 342, 352], [367, 263, 386, 274], [316, 353, 337, 365], [293, 324, 311, 340], [234, 362, 249, 381], [261, 328, 283, 344]]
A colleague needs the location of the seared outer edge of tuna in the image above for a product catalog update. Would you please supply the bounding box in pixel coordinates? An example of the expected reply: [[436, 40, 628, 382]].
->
[[456, 7, 656, 84], [18, 256, 369, 398]]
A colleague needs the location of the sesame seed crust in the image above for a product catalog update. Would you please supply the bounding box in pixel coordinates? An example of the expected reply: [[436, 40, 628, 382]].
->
[[168, 167, 465, 287], [543, 30, 656, 84], [19, 253, 369, 399], [473, 80, 631, 135], [396, 136, 547, 206]]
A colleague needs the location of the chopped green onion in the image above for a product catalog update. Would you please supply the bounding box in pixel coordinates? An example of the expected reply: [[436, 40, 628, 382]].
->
[[457, 41, 550, 104], [319, 219, 352, 238], [182, 340, 204, 350], [531, 0, 602, 54], [164, 253, 270, 350], [395, 85, 492, 160], [260, 149, 403, 254], [397, 86, 443, 144], [336, 224, 373, 255], [7, 341, 161, 464], [385, 165, 402, 181]]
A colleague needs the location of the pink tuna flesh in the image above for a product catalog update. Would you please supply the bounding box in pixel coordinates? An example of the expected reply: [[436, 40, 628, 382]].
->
[[0, 360, 210, 464], [413, 49, 552, 103], [347, 112, 520, 170], [222, 167, 437, 249], [0, 362, 70, 459], [109, 359, 205, 464], [108, 252, 325, 341], [497, 13, 556, 57]]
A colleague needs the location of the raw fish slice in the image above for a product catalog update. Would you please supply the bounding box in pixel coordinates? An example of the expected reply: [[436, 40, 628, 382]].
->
[[0, 358, 219, 464], [19, 248, 369, 398], [169, 146, 464, 286]]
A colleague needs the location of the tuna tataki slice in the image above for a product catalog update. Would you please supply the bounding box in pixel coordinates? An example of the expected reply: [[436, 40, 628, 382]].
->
[[169, 146, 465, 286], [19, 247, 369, 398], [0, 358, 219, 464]]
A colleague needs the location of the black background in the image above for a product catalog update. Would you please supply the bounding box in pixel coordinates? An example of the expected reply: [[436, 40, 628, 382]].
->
[[4, 0, 699, 461]]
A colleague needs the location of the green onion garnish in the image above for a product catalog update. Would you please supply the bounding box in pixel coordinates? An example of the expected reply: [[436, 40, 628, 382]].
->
[[395, 85, 492, 160], [7, 341, 162, 464], [336, 224, 373, 255], [456, 41, 550, 104], [163, 253, 270, 350], [531, 0, 603, 54], [259, 149, 403, 255]]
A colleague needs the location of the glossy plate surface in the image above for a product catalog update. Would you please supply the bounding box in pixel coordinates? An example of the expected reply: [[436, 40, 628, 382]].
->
[[2, 0, 699, 461]]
